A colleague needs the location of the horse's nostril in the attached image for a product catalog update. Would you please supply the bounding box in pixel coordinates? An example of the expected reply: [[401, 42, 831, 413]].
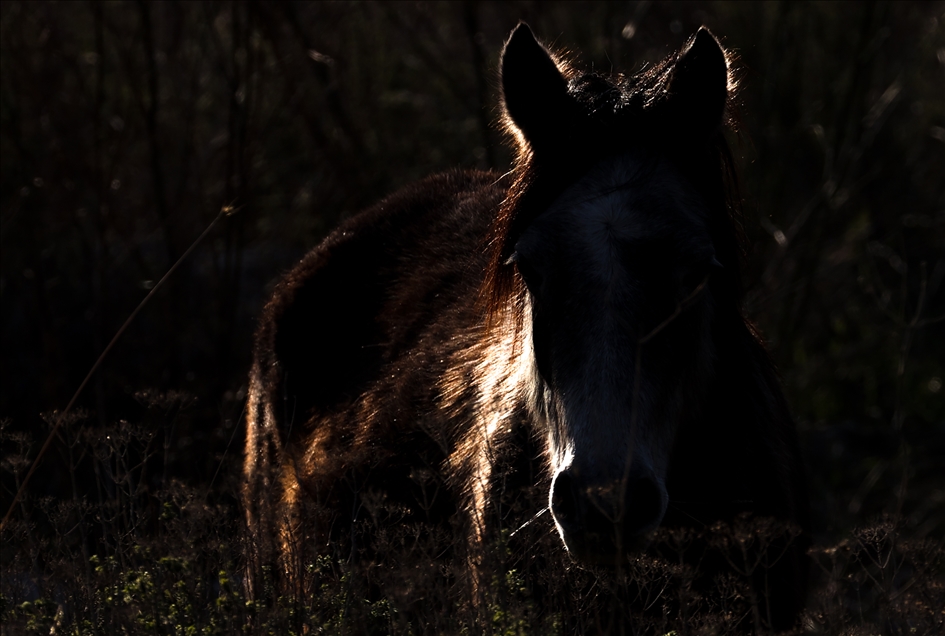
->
[[551, 471, 579, 528]]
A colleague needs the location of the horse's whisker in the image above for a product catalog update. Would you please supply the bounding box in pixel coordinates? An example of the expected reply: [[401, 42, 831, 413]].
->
[[509, 507, 549, 539]]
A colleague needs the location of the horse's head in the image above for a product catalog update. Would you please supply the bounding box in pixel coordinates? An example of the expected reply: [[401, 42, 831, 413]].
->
[[494, 24, 736, 565]]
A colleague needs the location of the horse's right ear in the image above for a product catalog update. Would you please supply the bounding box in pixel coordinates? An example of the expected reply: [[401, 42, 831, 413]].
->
[[666, 28, 729, 136], [501, 23, 572, 148]]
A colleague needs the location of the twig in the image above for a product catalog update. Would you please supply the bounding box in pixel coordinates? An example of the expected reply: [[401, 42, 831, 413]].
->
[[0, 206, 234, 532], [209, 400, 246, 492], [620, 276, 711, 526]]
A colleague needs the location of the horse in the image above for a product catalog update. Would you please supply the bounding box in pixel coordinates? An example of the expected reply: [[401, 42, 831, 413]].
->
[[243, 23, 810, 632]]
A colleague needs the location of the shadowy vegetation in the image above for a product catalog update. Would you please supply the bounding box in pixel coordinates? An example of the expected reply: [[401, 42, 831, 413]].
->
[[1, 1, 943, 634]]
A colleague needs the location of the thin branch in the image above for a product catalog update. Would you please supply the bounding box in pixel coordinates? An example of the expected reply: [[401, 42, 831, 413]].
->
[[0, 206, 233, 532]]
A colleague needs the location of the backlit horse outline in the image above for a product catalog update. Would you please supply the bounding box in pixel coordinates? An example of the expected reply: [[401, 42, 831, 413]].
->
[[244, 23, 809, 631]]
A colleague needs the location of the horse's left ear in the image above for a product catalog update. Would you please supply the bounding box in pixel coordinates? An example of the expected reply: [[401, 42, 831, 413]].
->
[[667, 28, 729, 135], [501, 23, 573, 149]]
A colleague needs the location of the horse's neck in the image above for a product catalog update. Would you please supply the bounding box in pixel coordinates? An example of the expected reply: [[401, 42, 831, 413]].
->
[[714, 317, 792, 440]]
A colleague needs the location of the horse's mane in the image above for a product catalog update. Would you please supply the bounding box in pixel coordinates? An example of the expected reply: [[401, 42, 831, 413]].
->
[[480, 39, 745, 334]]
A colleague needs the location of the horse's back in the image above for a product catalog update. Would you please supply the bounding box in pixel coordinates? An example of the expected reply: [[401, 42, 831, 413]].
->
[[254, 169, 504, 431]]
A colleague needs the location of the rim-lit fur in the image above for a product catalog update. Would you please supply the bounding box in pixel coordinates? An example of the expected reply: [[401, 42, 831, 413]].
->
[[243, 23, 810, 631]]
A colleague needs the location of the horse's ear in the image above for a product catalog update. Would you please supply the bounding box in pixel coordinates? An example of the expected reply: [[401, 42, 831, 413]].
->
[[666, 28, 729, 135], [501, 23, 572, 147]]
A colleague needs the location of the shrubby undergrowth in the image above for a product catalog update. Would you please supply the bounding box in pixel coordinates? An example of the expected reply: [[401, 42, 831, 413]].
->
[[1, 408, 942, 635]]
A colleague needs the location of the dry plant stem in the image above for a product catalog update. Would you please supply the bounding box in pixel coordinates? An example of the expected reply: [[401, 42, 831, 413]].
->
[[209, 401, 246, 491], [891, 262, 928, 520], [620, 277, 711, 526], [0, 207, 231, 532]]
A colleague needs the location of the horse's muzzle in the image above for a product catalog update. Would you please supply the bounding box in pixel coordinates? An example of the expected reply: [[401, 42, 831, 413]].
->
[[550, 468, 667, 565]]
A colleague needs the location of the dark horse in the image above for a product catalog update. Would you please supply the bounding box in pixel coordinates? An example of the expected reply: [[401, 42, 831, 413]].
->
[[244, 24, 809, 632]]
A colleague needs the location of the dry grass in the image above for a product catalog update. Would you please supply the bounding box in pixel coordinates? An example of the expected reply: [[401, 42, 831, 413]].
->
[[1, 406, 942, 635]]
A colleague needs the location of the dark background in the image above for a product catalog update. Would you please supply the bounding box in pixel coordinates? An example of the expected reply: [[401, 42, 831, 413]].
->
[[1, 0, 943, 612]]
